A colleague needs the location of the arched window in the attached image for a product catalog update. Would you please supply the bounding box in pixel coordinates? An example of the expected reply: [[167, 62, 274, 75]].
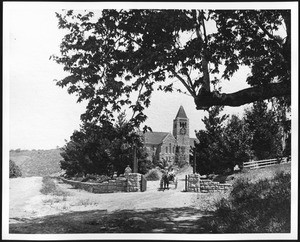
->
[[166, 146, 168, 153], [169, 144, 172, 154]]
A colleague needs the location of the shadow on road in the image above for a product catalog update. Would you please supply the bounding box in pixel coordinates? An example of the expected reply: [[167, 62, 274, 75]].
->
[[10, 207, 214, 234]]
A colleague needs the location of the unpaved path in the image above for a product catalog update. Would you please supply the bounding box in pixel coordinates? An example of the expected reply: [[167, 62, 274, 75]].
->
[[10, 171, 201, 218], [9, 168, 221, 233], [9, 177, 43, 221]]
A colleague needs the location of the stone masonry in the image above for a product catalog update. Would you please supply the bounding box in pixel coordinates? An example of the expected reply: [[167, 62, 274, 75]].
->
[[186, 174, 232, 193], [59, 173, 142, 194]]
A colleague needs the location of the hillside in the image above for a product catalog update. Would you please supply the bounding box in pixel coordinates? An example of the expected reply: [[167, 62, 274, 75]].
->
[[213, 162, 291, 184], [9, 149, 63, 177]]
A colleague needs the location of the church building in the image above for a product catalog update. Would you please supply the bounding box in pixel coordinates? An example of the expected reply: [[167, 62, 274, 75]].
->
[[142, 106, 197, 167]]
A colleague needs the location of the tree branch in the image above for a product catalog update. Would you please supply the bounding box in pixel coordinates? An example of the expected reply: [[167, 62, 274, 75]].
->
[[255, 19, 280, 44], [171, 70, 196, 98], [194, 81, 290, 110], [194, 10, 210, 93], [182, 65, 196, 96]]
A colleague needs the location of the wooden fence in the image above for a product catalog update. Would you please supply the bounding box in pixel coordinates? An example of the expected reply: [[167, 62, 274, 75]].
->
[[243, 158, 280, 169]]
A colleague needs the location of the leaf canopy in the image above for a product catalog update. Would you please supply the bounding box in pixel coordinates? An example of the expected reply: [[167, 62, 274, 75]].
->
[[53, 9, 291, 127]]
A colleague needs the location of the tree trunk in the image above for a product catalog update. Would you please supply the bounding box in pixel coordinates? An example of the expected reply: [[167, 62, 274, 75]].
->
[[133, 146, 138, 173]]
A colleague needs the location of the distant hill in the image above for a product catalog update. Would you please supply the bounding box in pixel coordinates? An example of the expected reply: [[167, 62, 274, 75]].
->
[[9, 149, 64, 177]]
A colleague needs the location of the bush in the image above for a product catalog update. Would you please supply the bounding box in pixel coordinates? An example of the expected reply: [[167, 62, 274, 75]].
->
[[9, 160, 22, 178], [40, 176, 70, 196], [81, 174, 110, 183], [145, 168, 162, 181], [138, 159, 153, 175], [207, 171, 291, 233]]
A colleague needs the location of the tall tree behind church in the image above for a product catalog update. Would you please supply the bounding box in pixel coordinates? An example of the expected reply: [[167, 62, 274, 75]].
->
[[244, 100, 283, 160], [194, 106, 230, 175]]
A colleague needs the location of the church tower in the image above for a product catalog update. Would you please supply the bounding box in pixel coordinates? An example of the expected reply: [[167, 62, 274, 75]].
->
[[173, 106, 190, 166]]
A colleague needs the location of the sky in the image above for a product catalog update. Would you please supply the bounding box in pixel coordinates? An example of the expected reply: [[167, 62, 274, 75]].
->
[[3, 2, 296, 151]]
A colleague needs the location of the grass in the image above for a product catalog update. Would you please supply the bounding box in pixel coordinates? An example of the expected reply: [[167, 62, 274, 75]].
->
[[205, 169, 291, 233], [9, 149, 63, 177], [73, 199, 99, 207], [193, 191, 231, 212], [40, 176, 70, 197], [213, 162, 291, 184]]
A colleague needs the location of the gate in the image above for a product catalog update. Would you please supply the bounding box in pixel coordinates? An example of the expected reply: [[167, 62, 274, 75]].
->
[[141, 175, 147, 192]]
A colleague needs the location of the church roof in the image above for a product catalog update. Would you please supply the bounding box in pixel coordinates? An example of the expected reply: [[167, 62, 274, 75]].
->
[[175, 105, 188, 119], [143, 132, 170, 145]]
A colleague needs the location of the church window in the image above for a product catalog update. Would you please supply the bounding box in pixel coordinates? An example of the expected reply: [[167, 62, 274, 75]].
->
[[166, 146, 168, 153], [169, 144, 171, 154], [180, 122, 186, 128]]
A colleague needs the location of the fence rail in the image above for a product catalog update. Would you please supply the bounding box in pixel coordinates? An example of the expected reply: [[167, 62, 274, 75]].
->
[[243, 158, 285, 169]]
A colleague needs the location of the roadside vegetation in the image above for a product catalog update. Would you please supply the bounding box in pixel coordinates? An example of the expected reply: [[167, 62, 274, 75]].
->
[[194, 100, 290, 176], [145, 168, 162, 181], [202, 169, 291, 233], [9, 159, 22, 178], [9, 149, 62, 177], [40, 176, 70, 197]]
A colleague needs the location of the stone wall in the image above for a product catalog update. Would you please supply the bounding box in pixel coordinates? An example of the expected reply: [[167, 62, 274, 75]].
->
[[59, 173, 142, 194], [160, 133, 176, 164], [186, 174, 232, 193]]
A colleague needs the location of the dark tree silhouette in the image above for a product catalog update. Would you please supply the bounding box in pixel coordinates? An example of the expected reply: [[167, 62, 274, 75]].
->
[[52, 9, 291, 128]]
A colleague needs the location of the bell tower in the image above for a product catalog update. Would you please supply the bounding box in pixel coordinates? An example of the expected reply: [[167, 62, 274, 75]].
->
[[173, 106, 190, 166]]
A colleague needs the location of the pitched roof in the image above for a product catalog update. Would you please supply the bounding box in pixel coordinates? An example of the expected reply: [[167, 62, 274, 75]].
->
[[175, 105, 188, 119], [143, 132, 169, 145]]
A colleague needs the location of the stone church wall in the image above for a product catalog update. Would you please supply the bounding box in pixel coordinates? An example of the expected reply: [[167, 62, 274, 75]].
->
[[160, 133, 176, 164]]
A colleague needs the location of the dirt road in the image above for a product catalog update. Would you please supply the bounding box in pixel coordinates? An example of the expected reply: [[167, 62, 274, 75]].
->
[[9, 168, 220, 233], [9, 176, 43, 220]]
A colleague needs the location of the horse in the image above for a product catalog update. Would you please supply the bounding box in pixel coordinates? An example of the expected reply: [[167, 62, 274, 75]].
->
[[161, 172, 170, 189], [160, 171, 178, 190]]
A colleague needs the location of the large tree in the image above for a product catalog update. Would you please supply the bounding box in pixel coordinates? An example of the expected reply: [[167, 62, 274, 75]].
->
[[194, 106, 229, 175], [52, 9, 291, 127], [244, 101, 283, 160], [60, 113, 148, 176]]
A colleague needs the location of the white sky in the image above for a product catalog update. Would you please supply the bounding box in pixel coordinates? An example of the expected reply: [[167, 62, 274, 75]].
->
[[3, 2, 296, 150]]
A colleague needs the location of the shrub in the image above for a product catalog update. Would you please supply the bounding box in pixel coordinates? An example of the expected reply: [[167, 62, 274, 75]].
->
[[81, 174, 110, 183], [40, 176, 70, 196], [9, 160, 22, 178], [207, 171, 291, 233], [145, 168, 162, 181]]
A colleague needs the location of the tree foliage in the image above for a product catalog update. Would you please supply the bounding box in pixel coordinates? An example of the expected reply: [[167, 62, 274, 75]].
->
[[244, 101, 283, 160], [194, 106, 230, 175], [9, 159, 22, 178], [194, 100, 285, 175], [60, 113, 148, 177], [222, 115, 252, 165], [52, 9, 291, 128], [209, 172, 291, 233]]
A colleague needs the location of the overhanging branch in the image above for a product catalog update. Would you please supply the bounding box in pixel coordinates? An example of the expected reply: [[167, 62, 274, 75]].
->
[[195, 81, 290, 110], [171, 70, 197, 98]]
